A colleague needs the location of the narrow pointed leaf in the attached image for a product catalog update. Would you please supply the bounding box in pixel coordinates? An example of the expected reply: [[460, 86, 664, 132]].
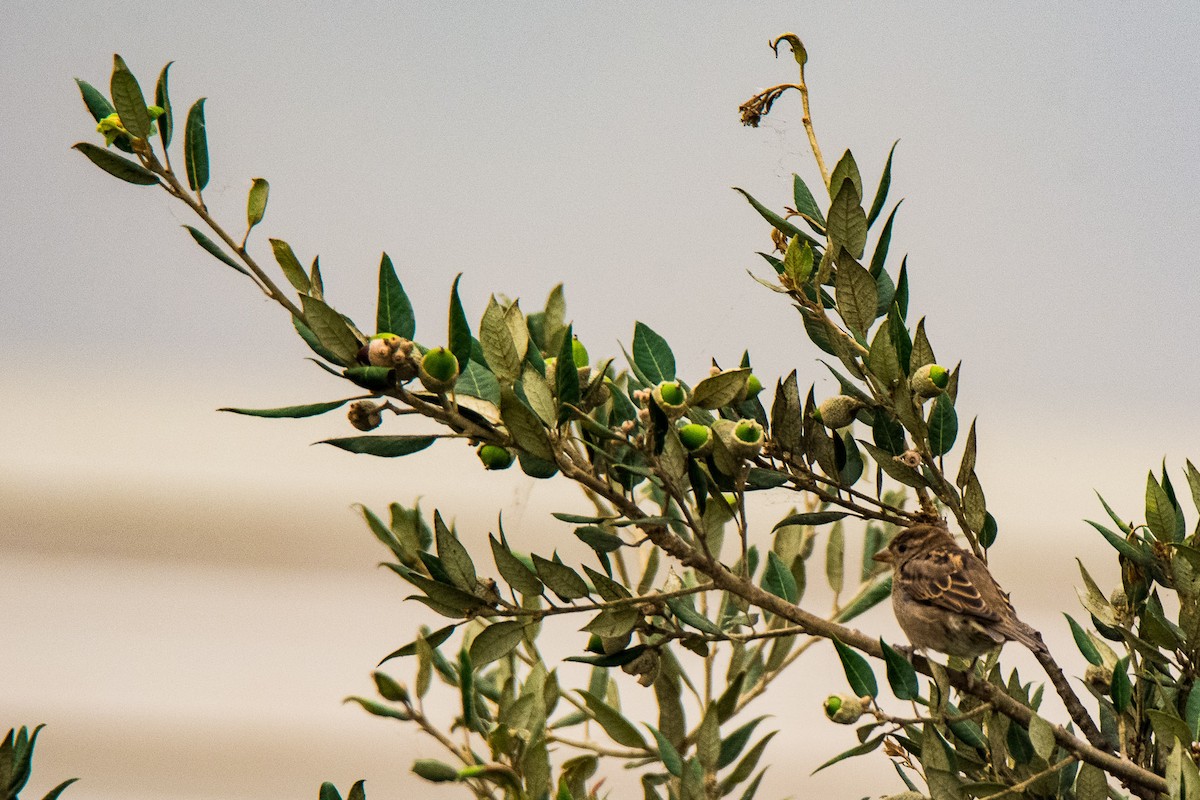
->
[[1064, 614, 1103, 666], [219, 398, 355, 418], [834, 256, 877, 336], [647, 726, 683, 777], [72, 142, 158, 185], [110, 55, 151, 138], [831, 637, 877, 697], [301, 295, 360, 365], [320, 435, 437, 457], [927, 395, 958, 456], [76, 78, 115, 121], [154, 61, 173, 146], [246, 178, 269, 231], [270, 238, 312, 293], [732, 187, 820, 248], [762, 550, 798, 603], [183, 225, 249, 275], [448, 273, 471, 370], [183, 97, 209, 191], [631, 322, 675, 384], [578, 691, 648, 749], [827, 179, 867, 259], [792, 173, 825, 225], [880, 638, 919, 700], [531, 554, 589, 600], [867, 141, 899, 227], [469, 621, 525, 666], [376, 253, 415, 338]]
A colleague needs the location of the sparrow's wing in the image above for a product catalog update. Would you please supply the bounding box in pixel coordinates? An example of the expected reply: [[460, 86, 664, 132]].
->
[[899, 546, 1004, 622]]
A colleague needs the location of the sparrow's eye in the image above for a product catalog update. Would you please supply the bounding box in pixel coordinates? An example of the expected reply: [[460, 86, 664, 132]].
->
[[895, 543, 908, 554]]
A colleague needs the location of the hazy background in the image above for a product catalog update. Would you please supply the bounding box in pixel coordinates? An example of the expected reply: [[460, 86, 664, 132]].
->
[[4, 3, 1200, 798]]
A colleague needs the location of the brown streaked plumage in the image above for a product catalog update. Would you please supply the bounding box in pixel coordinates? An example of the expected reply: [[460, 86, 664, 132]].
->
[[874, 523, 1044, 658]]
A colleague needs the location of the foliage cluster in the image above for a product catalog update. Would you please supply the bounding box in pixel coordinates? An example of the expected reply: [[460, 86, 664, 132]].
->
[[48, 32, 1200, 800]]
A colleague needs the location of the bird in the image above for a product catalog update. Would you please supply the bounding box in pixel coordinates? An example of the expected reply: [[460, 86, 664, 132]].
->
[[873, 522, 1045, 658]]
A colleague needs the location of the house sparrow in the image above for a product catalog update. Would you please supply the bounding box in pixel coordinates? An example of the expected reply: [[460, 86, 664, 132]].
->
[[874, 523, 1045, 658]]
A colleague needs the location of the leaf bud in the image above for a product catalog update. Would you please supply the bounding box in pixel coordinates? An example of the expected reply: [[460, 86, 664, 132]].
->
[[651, 380, 689, 418], [347, 400, 383, 431], [372, 671, 409, 703], [816, 395, 863, 429], [910, 363, 949, 399], [677, 423, 713, 455], [477, 444, 515, 471], [418, 347, 459, 393], [823, 694, 867, 724], [411, 759, 461, 783]]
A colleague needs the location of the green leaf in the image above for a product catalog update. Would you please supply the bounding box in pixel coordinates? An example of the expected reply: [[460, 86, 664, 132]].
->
[[811, 733, 885, 774], [574, 526, 623, 553], [320, 781, 344, 800], [770, 371, 803, 458], [183, 97, 209, 191], [869, 203, 902, 281], [556, 323, 581, 420], [732, 187, 820, 248], [480, 295, 521, 384], [581, 565, 632, 602], [40, 778, 78, 800], [320, 435, 437, 457], [301, 295, 360, 365], [447, 273, 472, 370], [696, 705, 721, 771], [867, 142, 898, 228], [269, 238, 311, 293], [631, 322, 675, 384], [911, 317, 935, 370], [826, 521, 845, 595], [72, 142, 158, 185], [829, 150, 863, 200], [344, 366, 394, 391], [1075, 763, 1108, 800], [835, 575, 892, 623], [110, 54, 152, 138], [834, 256, 877, 336], [582, 607, 638, 638], [831, 637, 877, 698], [219, 398, 354, 418], [880, 638, 919, 700], [927, 395, 958, 456], [182, 225, 250, 275], [827, 179, 868, 259], [578, 691, 648, 749], [1028, 713, 1056, 761], [691, 369, 751, 410], [76, 78, 115, 121], [564, 644, 649, 668], [1064, 614, 1103, 666], [246, 177, 269, 231], [501, 386, 553, 461], [647, 726, 683, 777], [771, 511, 848, 530], [375, 253, 415, 339], [665, 597, 722, 635], [1147, 471, 1179, 541], [1186, 683, 1200, 741], [792, 173, 825, 226], [762, 551, 798, 603], [434, 512, 476, 591], [1111, 656, 1132, 713], [377, 624, 456, 664], [469, 621, 525, 666], [154, 61, 173, 147], [718, 716, 767, 769], [489, 535, 543, 596], [532, 554, 590, 601], [1085, 519, 1153, 567], [455, 360, 501, 406], [720, 732, 777, 795]]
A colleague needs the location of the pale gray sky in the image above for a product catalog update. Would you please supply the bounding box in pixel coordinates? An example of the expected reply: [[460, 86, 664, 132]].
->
[[3, 4, 1200, 799]]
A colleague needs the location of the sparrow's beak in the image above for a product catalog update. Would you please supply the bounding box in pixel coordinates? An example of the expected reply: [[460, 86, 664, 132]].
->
[[873, 550, 893, 564]]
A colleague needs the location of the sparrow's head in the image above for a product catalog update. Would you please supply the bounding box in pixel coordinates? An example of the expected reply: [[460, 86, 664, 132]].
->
[[873, 523, 955, 565]]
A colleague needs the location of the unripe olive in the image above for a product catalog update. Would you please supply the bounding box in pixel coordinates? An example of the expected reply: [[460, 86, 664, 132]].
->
[[419, 347, 459, 393], [678, 423, 713, 455], [477, 444, 515, 470], [745, 373, 764, 398], [910, 363, 949, 399], [411, 759, 461, 783], [652, 380, 689, 419], [729, 419, 765, 459], [823, 694, 866, 724], [816, 395, 863, 429], [571, 337, 590, 368]]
